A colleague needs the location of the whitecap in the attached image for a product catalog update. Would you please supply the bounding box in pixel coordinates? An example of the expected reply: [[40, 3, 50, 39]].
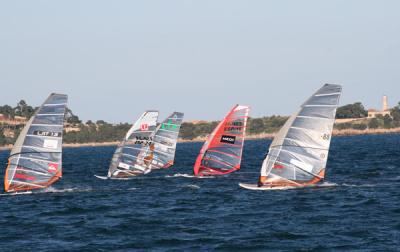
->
[[165, 173, 215, 179]]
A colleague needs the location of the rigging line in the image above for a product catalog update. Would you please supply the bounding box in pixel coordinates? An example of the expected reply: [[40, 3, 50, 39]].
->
[[278, 149, 321, 163], [10, 180, 47, 188], [7, 162, 52, 173], [121, 153, 165, 164], [296, 115, 332, 120], [267, 174, 303, 186], [263, 153, 323, 179], [207, 149, 241, 159], [203, 156, 235, 168], [8, 151, 61, 159], [158, 128, 179, 134], [283, 137, 324, 150], [153, 134, 174, 141], [269, 144, 328, 151], [18, 156, 57, 164], [15, 168, 51, 176], [273, 160, 323, 179]]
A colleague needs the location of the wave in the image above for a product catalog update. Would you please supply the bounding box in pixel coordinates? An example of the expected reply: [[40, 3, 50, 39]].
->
[[109, 177, 137, 180], [94, 175, 108, 180], [0, 191, 33, 196], [165, 173, 215, 179], [273, 182, 338, 190], [42, 186, 93, 193], [0, 186, 93, 196], [341, 182, 398, 188], [183, 184, 200, 189], [317, 182, 338, 188]]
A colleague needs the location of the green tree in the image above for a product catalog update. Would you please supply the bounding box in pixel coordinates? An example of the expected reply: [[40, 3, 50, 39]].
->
[[0, 130, 7, 145], [0, 105, 15, 118], [263, 115, 288, 133], [335, 123, 352, 130], [248, 118, 265, 134], [336, 102, 368, 119], [14, 100, 35, 118], [383, 114, 393, 129], [65, 108, 81, 124], [179, 123, 195, 139], [391, 102, 400, 122], [96, 120, 107, 125], [352, 123, 367, 130], [368, 118, 379, 129]]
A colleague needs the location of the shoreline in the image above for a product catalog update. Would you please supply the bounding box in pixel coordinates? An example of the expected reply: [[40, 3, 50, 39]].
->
[[1, 128, 400, 150]]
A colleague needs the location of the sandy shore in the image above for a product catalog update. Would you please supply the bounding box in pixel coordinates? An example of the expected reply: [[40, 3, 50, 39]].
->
[[0, 128, 399, 150], [62, 141, 120, 148]]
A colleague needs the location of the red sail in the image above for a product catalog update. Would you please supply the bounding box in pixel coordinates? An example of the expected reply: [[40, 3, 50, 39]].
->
[[194, 105, 250, 176]]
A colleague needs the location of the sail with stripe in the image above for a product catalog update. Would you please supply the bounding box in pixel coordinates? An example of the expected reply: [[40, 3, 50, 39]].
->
[[149, 112, 184, 170], [259, 84, 342, 187], [108, 111, 158, 178], [194, 104, 250, 176], [4, 93, 68, 192]]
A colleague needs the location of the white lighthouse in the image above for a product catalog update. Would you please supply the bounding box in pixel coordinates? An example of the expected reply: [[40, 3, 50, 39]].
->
[[382, 95, 388, 111]]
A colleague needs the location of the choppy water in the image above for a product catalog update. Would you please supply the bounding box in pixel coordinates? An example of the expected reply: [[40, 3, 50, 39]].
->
[[0, 135, 399, 251]]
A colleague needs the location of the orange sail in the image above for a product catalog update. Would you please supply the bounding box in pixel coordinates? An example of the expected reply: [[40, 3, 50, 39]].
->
[[194, 105, 250, 176]]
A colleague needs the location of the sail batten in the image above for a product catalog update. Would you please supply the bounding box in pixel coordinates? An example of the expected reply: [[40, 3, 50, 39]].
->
[[259, 84, 342, 186], [4, 93, 68, 192], [194, 104, 250, 176]]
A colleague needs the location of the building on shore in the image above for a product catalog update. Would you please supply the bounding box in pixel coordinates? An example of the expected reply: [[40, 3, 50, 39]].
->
[[368, 95, 391, 118], [189, 120, 208, 125], [0, 114, 27, 125]]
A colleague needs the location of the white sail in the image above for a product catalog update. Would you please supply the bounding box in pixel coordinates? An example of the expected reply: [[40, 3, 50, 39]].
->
[[260, 84, 342, 186], [149, 112, 184, 169], [108, 111, 159, 178], [4, 93, 68, 192]]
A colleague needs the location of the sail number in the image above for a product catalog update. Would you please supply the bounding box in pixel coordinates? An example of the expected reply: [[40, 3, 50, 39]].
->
[[134, 136, 153, 146], [322, 134, 330, 140], [33, 130, 62, 137], [224, 121, 243, 132]]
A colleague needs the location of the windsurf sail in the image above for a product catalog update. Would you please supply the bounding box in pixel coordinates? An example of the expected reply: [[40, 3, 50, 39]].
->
[[259, 84, 342, 187], [107, 111, 159, 178], [194, 104, 250, 176], [4, 93, 68, 192], [149, 112, 184, 170]]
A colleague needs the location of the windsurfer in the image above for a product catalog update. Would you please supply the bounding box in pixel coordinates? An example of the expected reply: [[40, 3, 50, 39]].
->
[[258, 157, 269, 187], [144, 143, 155, 166], [257, 176, 267, 187]]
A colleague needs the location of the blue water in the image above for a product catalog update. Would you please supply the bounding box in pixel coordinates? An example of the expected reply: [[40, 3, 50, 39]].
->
[[0, 135, 399, 251]]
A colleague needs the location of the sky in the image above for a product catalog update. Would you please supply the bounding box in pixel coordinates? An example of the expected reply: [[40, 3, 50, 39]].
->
[[0, 0, 399, 123]]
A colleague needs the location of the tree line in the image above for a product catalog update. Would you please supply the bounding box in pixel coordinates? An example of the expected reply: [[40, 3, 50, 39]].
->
[[1, 100, 400, 145]]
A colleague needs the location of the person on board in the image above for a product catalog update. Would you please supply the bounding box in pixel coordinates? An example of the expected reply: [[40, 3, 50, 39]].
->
[[144, 143, 155, 166], [257, 152, 269, 187], [258, 176, 267, 187]]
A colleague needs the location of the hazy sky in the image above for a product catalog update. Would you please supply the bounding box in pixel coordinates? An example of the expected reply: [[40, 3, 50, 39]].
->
[[1, 1, 399, 123]]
